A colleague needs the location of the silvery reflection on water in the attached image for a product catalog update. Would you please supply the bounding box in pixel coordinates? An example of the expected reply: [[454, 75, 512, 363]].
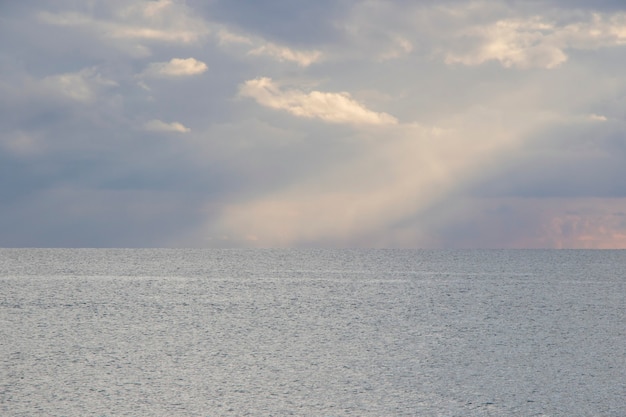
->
[[1, 249, 625, 416]]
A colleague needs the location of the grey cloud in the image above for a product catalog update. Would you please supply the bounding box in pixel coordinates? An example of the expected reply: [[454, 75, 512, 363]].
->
[[0, 187, 208, 247], [469, 122, 626, 199], [535, 0, 626, 12], [191, 0, 354, 45]]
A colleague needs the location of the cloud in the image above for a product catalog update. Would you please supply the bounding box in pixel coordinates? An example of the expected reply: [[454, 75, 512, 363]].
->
[[214, 26, 322, 66], [0, 186, 207, 247], [248, 43, 322, 67], [216, 28, 253, 45], [143, 119, 191, 133], [339, 2, 626, 69], [42, 67, 117, 102], [437, 197, 626, 249], [444, 12, 626, 69], [589, 113, 608, 121], [445, 17, 568, 69], [335, 2, 421, 62], [239, 77, 398, 125], [1, 131, 42, 156], [4, 0, 626, 248], [202, 113, 525, 247], [38, 0, 209, 56], [38, 2, 320, 68], [379, 35, 414, 60], [142, 58, 208, 77], [203, 0, 349, 45]]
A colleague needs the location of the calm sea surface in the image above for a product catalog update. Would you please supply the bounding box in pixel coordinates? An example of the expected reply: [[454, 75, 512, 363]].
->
[[1, 249, 624, 416]]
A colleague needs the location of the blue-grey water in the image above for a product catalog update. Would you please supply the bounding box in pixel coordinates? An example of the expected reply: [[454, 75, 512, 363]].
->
[[1, 249, 624, 416]]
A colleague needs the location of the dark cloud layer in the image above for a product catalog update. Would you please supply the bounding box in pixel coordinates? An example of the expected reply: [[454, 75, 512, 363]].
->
[[471, 123, 626, 199]]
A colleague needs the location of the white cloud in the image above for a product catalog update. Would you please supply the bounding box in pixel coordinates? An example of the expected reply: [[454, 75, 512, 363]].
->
[[39, 0, 209, 56], [554, 13, 626, 49], [216, 29, 253, 46], [41, 3, 320, 67], [379, 35, 414, 60], [239, 77, 398, 126], [589, 114, 608, 122], [248, 43, 322, 67], [144, 119, 190, 133], [42, 67, 117, 102], [445, 17, 568, 69], [142, 58, 208, 77], [444, 12, 626, 69], [213, 26, 321, 66]]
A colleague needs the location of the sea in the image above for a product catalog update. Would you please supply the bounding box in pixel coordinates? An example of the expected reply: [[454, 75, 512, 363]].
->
[[0, 249, 624, 417]]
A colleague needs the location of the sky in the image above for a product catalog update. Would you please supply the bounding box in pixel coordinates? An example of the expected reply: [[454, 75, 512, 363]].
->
[[1, 0, 626, 248]]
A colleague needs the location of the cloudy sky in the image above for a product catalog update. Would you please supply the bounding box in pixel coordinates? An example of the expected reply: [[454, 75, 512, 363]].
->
[[1, 0, 626, 248]]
